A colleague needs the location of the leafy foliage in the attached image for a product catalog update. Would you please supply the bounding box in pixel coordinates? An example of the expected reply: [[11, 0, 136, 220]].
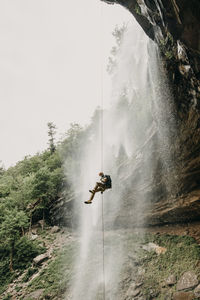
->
[[14, 237, 45, 270], [107, 24, 127, 74], [47, 122, 56, 154], [0, 122, 86, 292], [22, 267, 38, 283]]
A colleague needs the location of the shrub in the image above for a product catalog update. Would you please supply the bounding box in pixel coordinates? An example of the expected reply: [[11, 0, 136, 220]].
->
[[14, 236, 45, 269], [22, 267, 38, 282]]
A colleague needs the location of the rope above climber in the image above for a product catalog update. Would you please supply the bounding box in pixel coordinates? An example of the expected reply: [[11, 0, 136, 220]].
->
[[84, 172, 112, 204]]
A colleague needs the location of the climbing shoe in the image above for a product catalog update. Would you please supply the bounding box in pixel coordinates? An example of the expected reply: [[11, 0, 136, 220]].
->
[[84, 201, 92, 204], [89, 190, 94, 194]]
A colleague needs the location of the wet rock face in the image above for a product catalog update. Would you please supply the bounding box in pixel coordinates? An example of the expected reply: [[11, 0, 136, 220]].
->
[[50, 1, 200, 227], [101, 0, 200, 52], [100, 0, 200, 226], [145, 0, 200, 53]]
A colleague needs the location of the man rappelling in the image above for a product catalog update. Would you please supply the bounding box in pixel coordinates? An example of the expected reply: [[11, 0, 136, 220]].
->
[[84, 172, 112, 204]]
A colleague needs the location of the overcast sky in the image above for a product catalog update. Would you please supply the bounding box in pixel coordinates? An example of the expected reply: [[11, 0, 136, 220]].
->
[[0, 0, 132, 168]]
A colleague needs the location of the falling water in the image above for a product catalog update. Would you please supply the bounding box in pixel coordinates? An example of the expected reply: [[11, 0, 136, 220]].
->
[[69, 16, 175, 300]]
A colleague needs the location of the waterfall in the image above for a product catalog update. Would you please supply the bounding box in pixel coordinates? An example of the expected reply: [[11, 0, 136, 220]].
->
[[68, 16, 175, 300]]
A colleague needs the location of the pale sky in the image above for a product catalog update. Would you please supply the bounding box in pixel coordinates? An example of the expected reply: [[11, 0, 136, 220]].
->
[[0, 0, 133, 168]]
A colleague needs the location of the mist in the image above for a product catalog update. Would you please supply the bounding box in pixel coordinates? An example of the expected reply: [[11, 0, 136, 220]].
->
[[67, 16, 175, 300]]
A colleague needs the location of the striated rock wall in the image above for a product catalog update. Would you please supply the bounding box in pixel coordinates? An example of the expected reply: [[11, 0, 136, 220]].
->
[[102, 0, 200, 225], [49, 1, 200, 227], [102, 0, 200, 52]]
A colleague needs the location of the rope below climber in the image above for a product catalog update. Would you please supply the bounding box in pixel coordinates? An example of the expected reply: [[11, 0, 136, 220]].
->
[[84, 172, 112, 204]]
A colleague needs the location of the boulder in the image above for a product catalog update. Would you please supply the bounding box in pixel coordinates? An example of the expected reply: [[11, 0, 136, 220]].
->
[[132, 288, 140, 297], [125, 283, 141, 298], [173, 291, 195, 300], [24, 289, 44, 299], [177, 271, 198, 291], [166, 274, 177, 286], [30, 233, 38, 241], [142, 242, 167, 255], [51, 225, 60, 233], [38, 220, 45, 228], [194, 284, 200, 297], [135, 282, 143, 288], [33, 253, 49, 265], [164, 291, 173, 300]]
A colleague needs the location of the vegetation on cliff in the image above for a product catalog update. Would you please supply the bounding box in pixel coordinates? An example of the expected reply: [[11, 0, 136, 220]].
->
[[0, 122, 84, 293]]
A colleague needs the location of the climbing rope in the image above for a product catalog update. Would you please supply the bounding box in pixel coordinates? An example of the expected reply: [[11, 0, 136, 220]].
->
[[101, 194, 106, 300], [100, 3, 106, 300]]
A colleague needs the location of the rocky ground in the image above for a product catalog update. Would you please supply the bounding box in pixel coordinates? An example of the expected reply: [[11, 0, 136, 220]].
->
[[1, 225, 77, 300], [147, 221, 200, 244], [118, 225, 200, 300], [1, 222, 200, 300]]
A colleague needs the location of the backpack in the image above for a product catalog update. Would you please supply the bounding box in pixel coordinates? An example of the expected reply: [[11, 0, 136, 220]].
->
[[105, 175, 112, 189]]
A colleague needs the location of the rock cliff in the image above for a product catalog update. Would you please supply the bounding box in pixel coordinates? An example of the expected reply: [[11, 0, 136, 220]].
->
[[49, 1, 200, 227], [102, 0, 200, 225]]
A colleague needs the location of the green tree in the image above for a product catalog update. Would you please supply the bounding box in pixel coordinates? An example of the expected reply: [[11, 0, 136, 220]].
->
[[47, 122, 56, 154], [0, 209, 29, 272], [14, 236, 45, 269], [30, 165, 64, 228], [59, 123, 86, 185], [0, 161, 5, 177], [0, 174, 15, 198]]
